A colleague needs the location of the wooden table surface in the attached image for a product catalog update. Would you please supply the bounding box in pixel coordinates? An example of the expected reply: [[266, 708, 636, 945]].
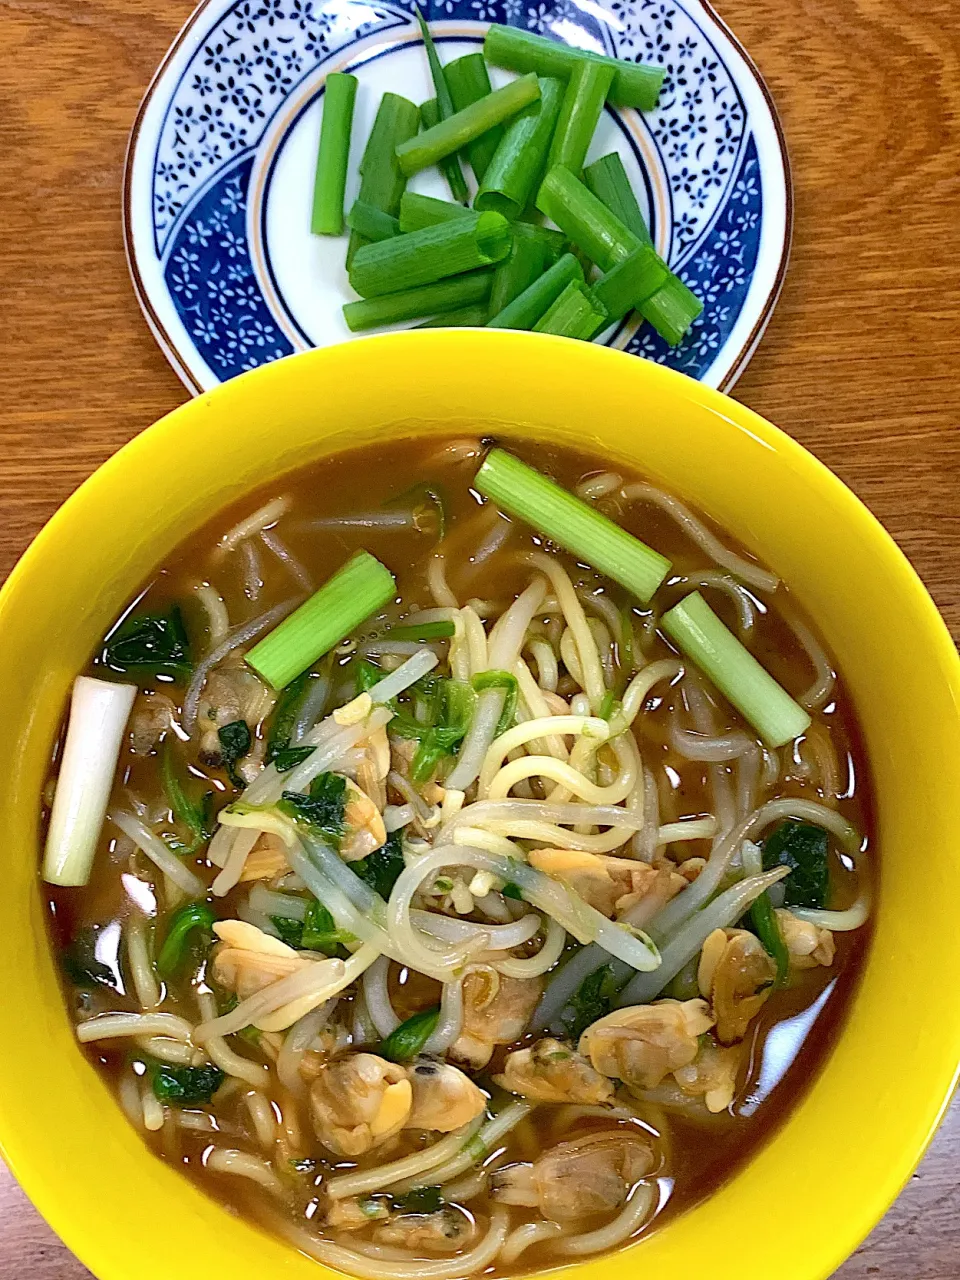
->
[[2, 0, 960, 1273]]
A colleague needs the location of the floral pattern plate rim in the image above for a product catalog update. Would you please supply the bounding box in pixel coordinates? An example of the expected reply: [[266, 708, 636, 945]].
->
[[124, 0, 791, 394]]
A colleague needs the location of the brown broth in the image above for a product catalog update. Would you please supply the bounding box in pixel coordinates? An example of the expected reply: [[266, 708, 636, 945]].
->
[[43, 434, 874, 1276]]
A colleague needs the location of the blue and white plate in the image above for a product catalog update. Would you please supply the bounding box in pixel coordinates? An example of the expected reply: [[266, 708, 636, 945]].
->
[[125, 0, 791, 393]]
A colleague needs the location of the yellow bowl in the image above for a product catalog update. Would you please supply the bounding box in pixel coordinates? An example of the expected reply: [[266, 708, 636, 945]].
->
[[2, 331, 959, 1280]]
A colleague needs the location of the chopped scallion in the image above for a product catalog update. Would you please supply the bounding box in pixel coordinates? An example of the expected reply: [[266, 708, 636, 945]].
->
[[591, 244, 669, 322], [343, 271, 493, 332], [474, 77, 564, 221], [349, 212, 511, 298], [414, 10, 469, 203], [661, 592, 811, 748], [640, 273, 704, 346], [397, 74, 541, 178], [532, 279, 607, 339], [488, 229, 548, 318], [347, 93, 420, 266], [385, 620, 456, 641], [398, 191, 474, 234], [444, 52, 504, 181], [311, 72, 358, 235], [547, 59, 614, 176], [483, 24, 664, 112], [346, 200, 401, 242], [475, 449, 671, 602], [246, 552, 396, 689], [486, 251, 582, 330], [583, 152, 652, 247], [415, 303, 491, 328], [378, 1006, 440, 1062]]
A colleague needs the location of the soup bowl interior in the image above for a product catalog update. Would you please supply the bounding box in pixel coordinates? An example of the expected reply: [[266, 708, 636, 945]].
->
[[1, 330, 959, 1280]]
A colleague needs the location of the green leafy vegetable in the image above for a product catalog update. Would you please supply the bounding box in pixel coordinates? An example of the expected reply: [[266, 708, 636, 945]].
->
[[386, 620, 457, 641], [502, 881, 524, 901], [472, 670, 518, 735], [280, 772, 347, 843], [157, 902, 217, 980], [382, 482, 447, 542], [302, 898, 352, 951], [266, 671, 314, 763], [218, 720, 251, 787], [750, 892, 790, 985], [353, 829, 406, 899], [273, 899, 355, 956], [379, 1006, 441, 1062], [598, 690, 616, 720], [150, 1061, 225, 1105], [391, 678, 476, 783], [762, 821, 830, 909], [271, 916, 305, 948], [161, 740, 213, 853], [61, 926, 117, 990], [101, 606, 191, 680], [273, 745, 315, 773], [354, 658, 383, 695], [562, 963, 619, 1040], [392, 1186, 444, 1214]]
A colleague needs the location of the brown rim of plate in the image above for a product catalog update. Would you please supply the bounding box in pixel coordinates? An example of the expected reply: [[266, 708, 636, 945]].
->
[[121, 0, 794, 398]]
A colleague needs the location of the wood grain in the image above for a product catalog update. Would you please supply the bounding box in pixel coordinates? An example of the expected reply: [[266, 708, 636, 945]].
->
[[0, 0, 958, 1274]]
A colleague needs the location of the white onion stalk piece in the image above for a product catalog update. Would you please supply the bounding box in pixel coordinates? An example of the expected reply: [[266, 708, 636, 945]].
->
[[43, 677, 137, 886]]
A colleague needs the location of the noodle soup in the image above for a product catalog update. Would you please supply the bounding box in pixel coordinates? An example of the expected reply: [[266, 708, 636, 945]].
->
[[42, 436, 872, 1278]]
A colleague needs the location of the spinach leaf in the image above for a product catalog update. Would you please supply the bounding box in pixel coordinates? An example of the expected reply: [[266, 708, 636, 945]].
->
[[273, 745, 315, 773], [273, 900, 353, 955], [279, 772, 347, 842], [161, 740, 213, 852], [562, 963, 619, 1040], [392, 1186, 444, 1214], [150, 1062, 224, 1105], [749, 893, 790, 984], [157, 902, 216, 980], [302, 898, 353, 953], [379, 1006, 440, 1063], [391, 678, 476, 784], [501, 881, 524, 901], [354, 658, 382, 696], [101, 606, 191, 680], [266, 671, 313, 763], [271, 915, 304, 948], [218, 720, 252, 788], [61, 926, 116, 990], [762, 821, 829, 909], [353, 829, 405, 899]]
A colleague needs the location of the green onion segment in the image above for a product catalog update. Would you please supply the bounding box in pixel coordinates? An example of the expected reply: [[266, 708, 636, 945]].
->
[[475, 449, 671, 602]]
